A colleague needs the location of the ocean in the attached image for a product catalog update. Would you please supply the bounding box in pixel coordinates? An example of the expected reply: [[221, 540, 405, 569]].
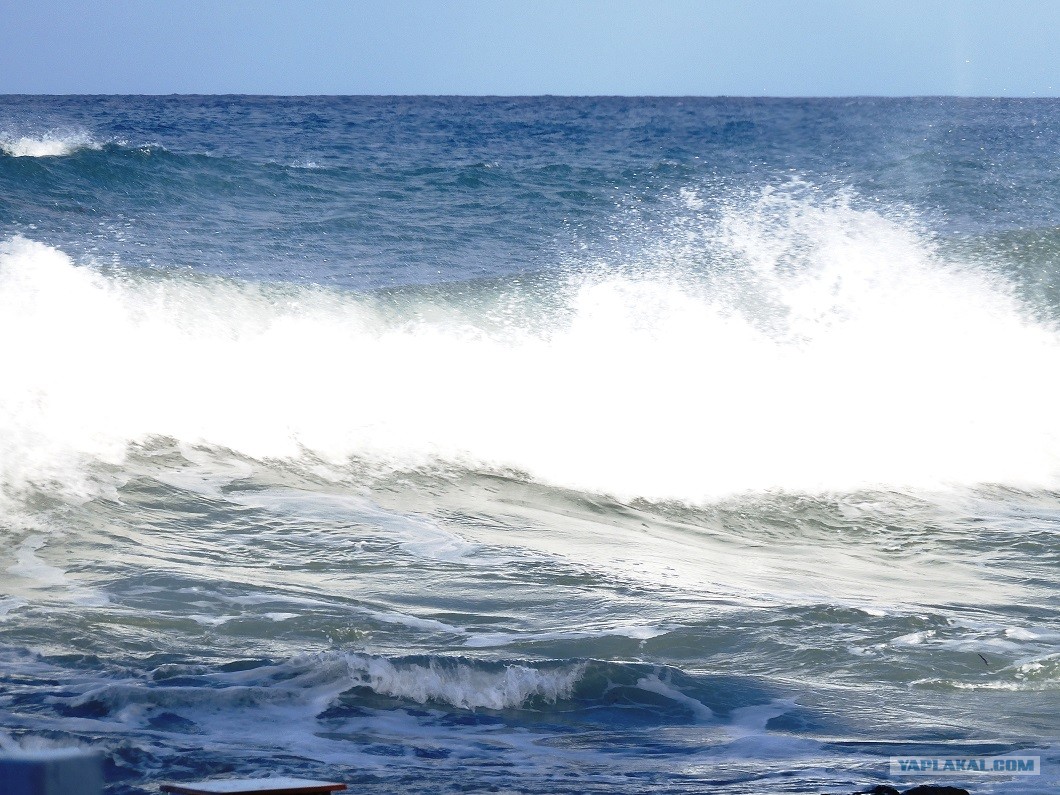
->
[[0, 96, 1057, 794]]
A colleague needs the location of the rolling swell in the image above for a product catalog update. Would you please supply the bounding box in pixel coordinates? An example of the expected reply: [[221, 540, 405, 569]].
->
[[3, 648, 781, 755], [0, 135, 612, 287]]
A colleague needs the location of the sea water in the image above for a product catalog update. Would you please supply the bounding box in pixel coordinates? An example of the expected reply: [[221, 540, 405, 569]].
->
[[0, 96, 1057, 793]]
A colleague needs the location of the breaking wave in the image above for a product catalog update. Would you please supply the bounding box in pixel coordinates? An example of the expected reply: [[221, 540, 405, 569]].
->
[[0, 131, 101, 158], [2, 187, 1060, 505]]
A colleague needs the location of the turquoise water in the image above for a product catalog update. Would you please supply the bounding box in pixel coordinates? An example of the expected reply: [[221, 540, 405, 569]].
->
[[0, 97, 1057, 793]]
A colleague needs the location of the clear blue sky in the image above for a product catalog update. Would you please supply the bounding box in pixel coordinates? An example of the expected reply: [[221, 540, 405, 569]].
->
[[2, 0, 1059, 96]]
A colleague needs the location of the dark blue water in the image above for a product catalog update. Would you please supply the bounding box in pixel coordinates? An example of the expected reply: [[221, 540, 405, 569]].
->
[[6, 97, 1060, 285], [0, 97, 1057, 794]]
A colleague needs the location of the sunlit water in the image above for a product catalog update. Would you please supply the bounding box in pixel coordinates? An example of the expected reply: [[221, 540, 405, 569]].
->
[[0, 97, 1057, 793]]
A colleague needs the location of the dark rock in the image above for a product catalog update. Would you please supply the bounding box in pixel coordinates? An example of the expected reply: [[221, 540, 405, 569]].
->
[[818, 785, 968, 795]]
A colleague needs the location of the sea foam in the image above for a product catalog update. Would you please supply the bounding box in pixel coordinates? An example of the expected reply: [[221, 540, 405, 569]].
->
[[0, 132, 100, 158], [344, 655, 585, 710], [2, 188, 1059, 504]]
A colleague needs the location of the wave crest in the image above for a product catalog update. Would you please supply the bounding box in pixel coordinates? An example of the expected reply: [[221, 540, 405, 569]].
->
[[3, 185, 1060, 503], [345, 655, 585, 710], [0, 131, 100, 158]]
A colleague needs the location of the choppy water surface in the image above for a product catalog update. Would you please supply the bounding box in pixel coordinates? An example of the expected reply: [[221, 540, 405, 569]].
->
[[0, 97, 1057, 793]]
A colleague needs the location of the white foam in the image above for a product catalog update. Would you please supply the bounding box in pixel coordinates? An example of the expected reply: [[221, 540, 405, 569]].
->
[[0, 733, 96, 756], [363, 609, 465, 634], [3, 533, 108, 606], [261, 612, 299, 622], [1004, 626, 1039, 640], [0, 132, 100, 158], [3, 183, 1060, 506], [0, 596, 28, 619], [344, 654, 585, 710], [464, 624, 667, 648], [634, 673, 714, 721], [890, 630, 936, 646], [727, 698, 798, 735], [187, 614, 240, 627], [683, 698, 817, 765], [226, 489, 481, 563], [6, 535, 68, 586]]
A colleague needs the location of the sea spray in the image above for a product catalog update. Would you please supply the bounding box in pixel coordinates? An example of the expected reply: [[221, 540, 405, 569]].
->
[[0, 131, 100, 158], [3, 188, 1060, 504]]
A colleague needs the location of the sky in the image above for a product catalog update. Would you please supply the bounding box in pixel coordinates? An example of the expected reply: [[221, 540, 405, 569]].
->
[[2, 0, 1060, 96]]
